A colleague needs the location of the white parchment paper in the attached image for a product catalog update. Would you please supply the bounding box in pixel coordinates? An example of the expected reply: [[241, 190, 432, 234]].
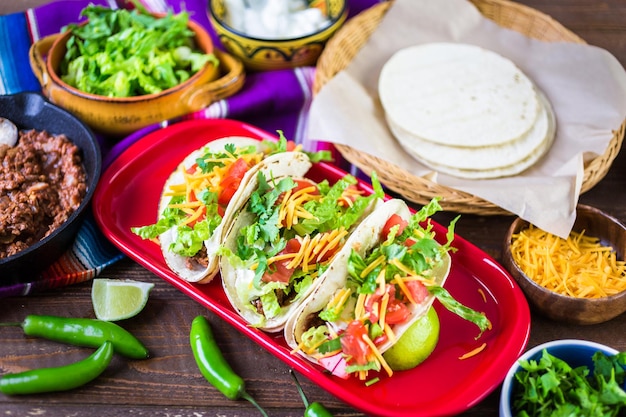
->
[[307, 0, 626, 238]]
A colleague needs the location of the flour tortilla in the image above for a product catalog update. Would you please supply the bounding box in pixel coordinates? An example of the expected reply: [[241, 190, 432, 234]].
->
[[284, 199, 452, 363], [379, 43, 540, 148], [159, 138, 311, 284], [390, 90, 556, 176]]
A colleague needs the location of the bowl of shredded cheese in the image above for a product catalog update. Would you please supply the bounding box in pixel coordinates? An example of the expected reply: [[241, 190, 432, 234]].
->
[[502, 204, 626, 325]]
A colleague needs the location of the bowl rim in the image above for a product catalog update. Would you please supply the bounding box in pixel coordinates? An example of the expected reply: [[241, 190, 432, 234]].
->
[[0, 91, 101, 268], [208, 0, 348, 43], [499, 339, 620, 416], [504, 204, 626, 303], [44, 13, 218, 103]]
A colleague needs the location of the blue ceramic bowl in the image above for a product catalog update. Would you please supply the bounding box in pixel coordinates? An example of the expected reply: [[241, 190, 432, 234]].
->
[[499, 339, 621, 416], [0, 92, 101, 283]]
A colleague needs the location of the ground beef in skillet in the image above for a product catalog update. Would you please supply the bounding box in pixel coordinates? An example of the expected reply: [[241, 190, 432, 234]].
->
[[0, 129, 87, 258]]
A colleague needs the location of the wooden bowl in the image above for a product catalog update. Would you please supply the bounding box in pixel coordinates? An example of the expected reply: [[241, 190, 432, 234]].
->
[[208, 0, 348, 71], [502, 204, 626, 325], [28, 13, 240, 137]]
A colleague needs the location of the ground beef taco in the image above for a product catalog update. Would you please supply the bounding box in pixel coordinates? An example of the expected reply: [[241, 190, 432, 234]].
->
[[218, 169, 385, 332], [284, 198, 491, 380]]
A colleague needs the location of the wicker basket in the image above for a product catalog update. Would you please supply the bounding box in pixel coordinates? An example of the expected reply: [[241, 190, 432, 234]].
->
[[314, 0, 626, 215]]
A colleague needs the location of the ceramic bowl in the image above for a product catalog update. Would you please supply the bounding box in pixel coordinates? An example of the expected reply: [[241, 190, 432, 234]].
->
[[502, 204, 626, 325], [0, 92, 101, 283], [28, 14, 229, 137], [499, 339, 620, 417], [208, 0, 348, 71]]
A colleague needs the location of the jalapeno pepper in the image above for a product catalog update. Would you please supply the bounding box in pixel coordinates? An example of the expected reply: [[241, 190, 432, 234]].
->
[[1, 315, 149, 359], [0, 341, 113, 395], [189, 315, 268, 417], [290, 369, 334, 417]]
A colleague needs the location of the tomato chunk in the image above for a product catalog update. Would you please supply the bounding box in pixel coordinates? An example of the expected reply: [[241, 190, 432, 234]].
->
[[262, 238, 301, 284], [381, 214, 408, 240], [218, 158, 250, 206], [341, 320, 371, 366]]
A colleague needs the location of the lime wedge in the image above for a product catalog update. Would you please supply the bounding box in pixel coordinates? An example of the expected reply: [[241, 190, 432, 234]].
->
[[382, 306, 440, 371], [91, 278, 154, 321]]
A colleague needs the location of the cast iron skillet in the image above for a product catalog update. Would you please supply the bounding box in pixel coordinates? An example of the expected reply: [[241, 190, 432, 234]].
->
[[0, 92, 101, 284]]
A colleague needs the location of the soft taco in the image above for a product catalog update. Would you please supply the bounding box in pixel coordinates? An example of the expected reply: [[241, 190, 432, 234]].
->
[[284, 198, 491, 380], [218, 170, 386, 332], [132, 134, 328, 283]]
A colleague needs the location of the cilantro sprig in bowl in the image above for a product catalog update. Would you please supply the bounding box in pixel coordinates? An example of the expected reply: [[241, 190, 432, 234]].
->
[[499, 339, 626, 417], [28, 3, 235, 137]]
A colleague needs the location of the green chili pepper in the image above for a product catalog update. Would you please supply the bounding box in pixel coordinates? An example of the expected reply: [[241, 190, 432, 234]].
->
[[189, 315, 268, 417], [290, 369, 334, 417], [0, 341, 113, 395], [1, 315, 149, 359]]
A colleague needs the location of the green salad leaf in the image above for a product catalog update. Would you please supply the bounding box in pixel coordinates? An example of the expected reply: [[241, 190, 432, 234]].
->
[[60, 4, 218, 97]]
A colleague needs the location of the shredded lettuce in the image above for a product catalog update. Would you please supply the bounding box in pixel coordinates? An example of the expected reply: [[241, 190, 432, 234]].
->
[[60, 4, 218, 97]]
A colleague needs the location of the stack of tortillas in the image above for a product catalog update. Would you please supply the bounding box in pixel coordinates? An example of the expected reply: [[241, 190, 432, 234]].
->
[[378, 43, 556, 179]]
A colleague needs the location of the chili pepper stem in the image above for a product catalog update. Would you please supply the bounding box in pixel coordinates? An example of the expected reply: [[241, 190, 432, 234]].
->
[[240, 391, 269, 417], [290, 369, 311, 408], [0, 322, 21, 327]]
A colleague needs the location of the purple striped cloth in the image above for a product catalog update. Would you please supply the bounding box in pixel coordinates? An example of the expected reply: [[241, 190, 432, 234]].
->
[[0, 0, 380, 297]]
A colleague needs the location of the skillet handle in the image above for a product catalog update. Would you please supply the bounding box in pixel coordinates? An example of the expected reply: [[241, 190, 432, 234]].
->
[[29, 34, 59, 92]]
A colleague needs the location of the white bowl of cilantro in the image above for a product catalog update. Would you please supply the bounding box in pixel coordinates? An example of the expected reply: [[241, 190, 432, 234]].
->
[[500, 339, 626, 416]]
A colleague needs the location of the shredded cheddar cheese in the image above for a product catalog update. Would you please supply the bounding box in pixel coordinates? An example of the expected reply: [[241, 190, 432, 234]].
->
[[458, 342, 487, 360], [164, 146, 264, 214], [361, 334, 393, 378], [510, 225, 626, 298]]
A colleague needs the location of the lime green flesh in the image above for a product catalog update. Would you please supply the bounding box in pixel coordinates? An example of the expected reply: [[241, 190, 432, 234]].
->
[[382, 306, 440, 371], [91, 279, 154, 322]]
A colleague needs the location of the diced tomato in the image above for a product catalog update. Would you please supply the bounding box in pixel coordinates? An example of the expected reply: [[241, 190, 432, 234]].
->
[[381, 214, 408, 240], [405, 280, 430, 305], [186, 163, 198, 175], [189, 206, 206, 228], [218, 158, 250, 206], [292, 178, 319, 195], [337, 185, 363, 207], [364, 285, 397, 323], [385, 298, 411, 324], [285, 140, 298, 151], [277, 178, 319, 206], [340, 320, 371, 366], [262, 238, 301, 284]]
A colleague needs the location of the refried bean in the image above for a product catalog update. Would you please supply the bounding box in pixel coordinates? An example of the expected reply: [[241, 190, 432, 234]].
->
[[0, 129, 87, 258]]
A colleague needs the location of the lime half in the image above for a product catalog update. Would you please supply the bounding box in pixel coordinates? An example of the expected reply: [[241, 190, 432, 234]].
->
[[382, 306, 440, 371], [91, 278, 154, 321]]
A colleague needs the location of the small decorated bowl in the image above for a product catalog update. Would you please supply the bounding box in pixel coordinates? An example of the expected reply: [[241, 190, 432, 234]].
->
[[499, 339, 621, 417], [28, 11, 239, 137], [208, 0, 348, 71], [502, 204, 626, 325]]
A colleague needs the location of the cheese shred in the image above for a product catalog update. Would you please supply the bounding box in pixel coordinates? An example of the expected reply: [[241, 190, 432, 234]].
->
[[510, 225, 626, 298]]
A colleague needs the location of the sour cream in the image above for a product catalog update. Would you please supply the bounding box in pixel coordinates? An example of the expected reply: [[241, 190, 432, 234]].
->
[[223, 0, 331, 40]]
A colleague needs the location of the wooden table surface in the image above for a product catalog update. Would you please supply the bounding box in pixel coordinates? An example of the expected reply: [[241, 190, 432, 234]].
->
[[2, 0, 626, 416]]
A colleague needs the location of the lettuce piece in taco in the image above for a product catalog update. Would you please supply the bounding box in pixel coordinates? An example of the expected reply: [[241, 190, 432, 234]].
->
[[284, 198, 491, 380], [219, 170, 385, 332]]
